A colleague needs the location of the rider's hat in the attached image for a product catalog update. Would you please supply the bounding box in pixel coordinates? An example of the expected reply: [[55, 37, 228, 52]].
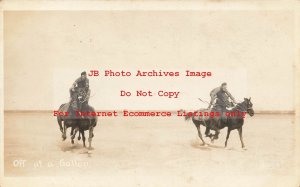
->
[[81, 71, 87, 76], [221, 82, 227, 86]]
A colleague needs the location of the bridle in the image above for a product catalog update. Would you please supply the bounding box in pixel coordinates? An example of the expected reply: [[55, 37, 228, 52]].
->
[[235, 100, 253, 115]]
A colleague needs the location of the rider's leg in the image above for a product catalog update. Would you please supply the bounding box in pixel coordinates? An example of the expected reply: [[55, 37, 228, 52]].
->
[[211, 105, 222, 139], [220, 107, 227, 123]]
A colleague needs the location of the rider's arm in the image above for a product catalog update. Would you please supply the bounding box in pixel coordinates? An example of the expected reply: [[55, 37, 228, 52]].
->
[[224, 89, 237, 104], [85, 78, 89, 88], [208, 95, 216, 109], [208, 87, 218, 108], [71, 77, 80, 89]]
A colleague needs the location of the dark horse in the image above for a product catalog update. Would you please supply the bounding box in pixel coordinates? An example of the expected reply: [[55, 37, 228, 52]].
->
[[185, 98, 254, 148], [57, 87, 97, 149]]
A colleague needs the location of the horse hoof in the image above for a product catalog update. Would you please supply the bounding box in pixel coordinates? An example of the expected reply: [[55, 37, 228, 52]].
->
[[242, 147, 247, 150], [71, 140, 74, 144], [78, 137, 81, 140], [88, 147, 94, 150], [200, 143, 206, 146]]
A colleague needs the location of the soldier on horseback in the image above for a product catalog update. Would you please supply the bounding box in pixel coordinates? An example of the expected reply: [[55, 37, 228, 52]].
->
[[207, 82, 237, 110], [205, 82, 237, 137], [66, 71, 91, 118], [57, 71, 97, 149], [69, 71, 91, 105]]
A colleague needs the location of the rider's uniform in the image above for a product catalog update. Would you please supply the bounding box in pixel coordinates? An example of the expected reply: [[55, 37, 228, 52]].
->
[[208, 86, 236, 110], [69, 77, 91, 103], [204, 86, 237, 137], [208, 86, 237, 128], [72, 77, 89, 89]]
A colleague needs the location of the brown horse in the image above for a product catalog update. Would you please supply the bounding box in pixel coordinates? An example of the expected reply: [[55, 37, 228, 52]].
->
[[71, 105, 97, 149], [185, 98, 254, 148], [57, 87, 97, 149]]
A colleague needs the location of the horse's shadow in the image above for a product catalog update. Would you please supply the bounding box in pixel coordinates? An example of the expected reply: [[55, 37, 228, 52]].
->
[[190, 139, 246, 152], [190, 140, 211, 151], [208, 144, 226, 149], [59, 141, 93, 156], [60, 143, 82, 152]]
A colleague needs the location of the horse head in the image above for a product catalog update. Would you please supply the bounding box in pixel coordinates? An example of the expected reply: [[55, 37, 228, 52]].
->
[[243, 97, 254, 117], [73, 87, 89, 111], [234, 97, 254, 117], [76, 88, 87, 102]]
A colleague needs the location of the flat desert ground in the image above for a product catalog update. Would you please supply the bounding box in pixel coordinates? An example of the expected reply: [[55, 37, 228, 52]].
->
[[3, 112, 299, 187]]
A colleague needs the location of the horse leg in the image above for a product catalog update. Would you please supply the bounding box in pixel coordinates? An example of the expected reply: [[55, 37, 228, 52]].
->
[[78, 130, 81, 140], [211, 119, 221, 141], [88, 126, 94, 149], [62, 122, 67, 141], [70, 127, 74, 136], [196, 125, 206, 146], [81, 130, 86, 147], [57, 117, 63, 133], [90, 119, 95, 138], [211, 129, 220, 143], [207, 119, 217, 143], [71, 127, 79, 144], [238, 127, 246, 149], [204, 126, 212, 137], [225, 128, 231, 147], [215, 129, 220, 139], [206, 120, 216, 139]]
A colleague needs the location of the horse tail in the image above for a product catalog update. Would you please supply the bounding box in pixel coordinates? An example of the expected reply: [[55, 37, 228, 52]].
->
[[185, 115, 192, 121]]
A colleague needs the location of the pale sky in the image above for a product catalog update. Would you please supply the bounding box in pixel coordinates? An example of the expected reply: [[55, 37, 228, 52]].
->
[[4, 11, 294, 111]]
